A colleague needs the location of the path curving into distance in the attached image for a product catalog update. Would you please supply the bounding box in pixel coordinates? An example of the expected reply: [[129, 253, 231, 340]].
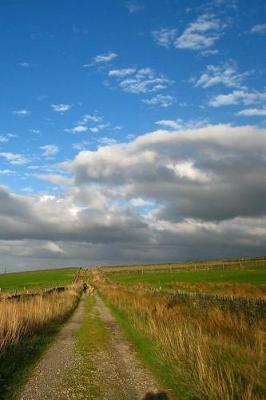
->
[[19, 293, 169, 400]]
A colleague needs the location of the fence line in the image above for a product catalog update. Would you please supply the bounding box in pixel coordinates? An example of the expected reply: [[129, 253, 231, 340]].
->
[[102, 257, 266, 274]]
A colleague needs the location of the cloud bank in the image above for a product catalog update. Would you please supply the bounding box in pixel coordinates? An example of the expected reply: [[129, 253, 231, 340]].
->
[[1, 124, 266, 270]]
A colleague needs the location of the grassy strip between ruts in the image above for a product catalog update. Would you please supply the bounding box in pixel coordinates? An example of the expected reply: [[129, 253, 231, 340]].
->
[[0, 293, 80, 400], [100, 293, 189, 400], [66, 295, 110, 398]]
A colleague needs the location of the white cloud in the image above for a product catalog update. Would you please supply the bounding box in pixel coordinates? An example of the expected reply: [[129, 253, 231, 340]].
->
[[65, 113, 110, 136], [40, 145, 59, 157], [13, 109, 31, 117], [18, 62, 30, 68], [156, 119, 209, 131], [93, 52, 118, 64], [175, 13, 223, 51], [152, 28, 177, 48], [0, 135, 9, 143], [79, 114, 102, 124], [42, 241, 65, 254], [155, 120, 183, 130], [108, 68, 136, 77], [109, 67, 172, 94], [22, 187, 34, 193], [201, 49, 219, 56], [142, 94, 174, 107], [0, 152, 28, 165], [250, 24, 266, 34], [0, 169, 14, 175], [51, 104, 72, 113], [68, 125, 88, 134], [72, 141, 92, 151], [97, 137, 118, 146], [209, 90, 266, 107], [89, 124, 109, 133], [124, 1, 143, 13], [237, 108, 266, 117], [167, 161, 210, 183], [130, 197, 155, 207], [195, 63, 247, 88]]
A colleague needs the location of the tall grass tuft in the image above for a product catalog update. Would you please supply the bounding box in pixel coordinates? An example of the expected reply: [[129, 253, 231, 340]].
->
[[0, 286, 81, 352]]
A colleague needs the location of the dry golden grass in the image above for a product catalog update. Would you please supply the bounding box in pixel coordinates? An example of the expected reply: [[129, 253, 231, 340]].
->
[[0, 286, 81, 351], [97, 278, 266, 400]]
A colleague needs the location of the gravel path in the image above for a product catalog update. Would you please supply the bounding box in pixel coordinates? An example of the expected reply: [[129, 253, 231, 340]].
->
[[19, 297, 86, 400], [18, 294, 170, 400]]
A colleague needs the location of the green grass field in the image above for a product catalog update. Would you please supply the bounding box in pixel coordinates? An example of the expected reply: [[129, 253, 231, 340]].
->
[[109, 263, 266, 288], [0, 268, 78, 291]]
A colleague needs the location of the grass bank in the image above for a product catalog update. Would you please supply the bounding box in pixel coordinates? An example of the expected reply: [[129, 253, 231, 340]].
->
[[0, 286, 81, 400]]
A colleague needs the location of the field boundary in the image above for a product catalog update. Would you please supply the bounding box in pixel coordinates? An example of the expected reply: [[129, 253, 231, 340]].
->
[[107, 282, 266, 322], [100, 256, 266, 274], [0, 285, 69, 302]]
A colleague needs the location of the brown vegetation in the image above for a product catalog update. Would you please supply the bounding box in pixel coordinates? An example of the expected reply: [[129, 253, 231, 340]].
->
[[96, 277, 266, 400], [0, 285, 81, 352]]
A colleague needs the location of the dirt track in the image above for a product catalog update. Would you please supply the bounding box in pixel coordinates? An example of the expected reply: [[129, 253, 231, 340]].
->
[[19, 294, 169, 400]]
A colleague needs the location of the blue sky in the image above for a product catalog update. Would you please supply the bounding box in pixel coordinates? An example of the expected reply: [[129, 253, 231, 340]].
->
[[0, 0, 266, 270]]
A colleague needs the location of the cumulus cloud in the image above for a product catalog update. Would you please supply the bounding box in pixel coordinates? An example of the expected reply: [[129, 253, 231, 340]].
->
[[62, 124, 266, 223], [1, 124, 266, 267], [38, 174, 72, 186]]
